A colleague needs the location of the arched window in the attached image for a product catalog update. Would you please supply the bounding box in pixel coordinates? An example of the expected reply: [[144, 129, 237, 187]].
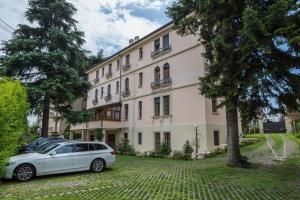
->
[[95, 89, 98, 100], [163, 63, 170, 80], [107, 84, 111, 96], [154, 66, 160, 82], [125, 78, 129, 90]]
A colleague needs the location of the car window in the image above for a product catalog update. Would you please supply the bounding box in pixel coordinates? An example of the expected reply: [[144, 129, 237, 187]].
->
[[55, 144, 74, 154], [37, 143, 60, 154], [89, 143, 108, 151], [75, 143, 89, 152]]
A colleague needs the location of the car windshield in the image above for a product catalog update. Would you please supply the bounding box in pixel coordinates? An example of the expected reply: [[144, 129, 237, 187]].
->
[[28, 138, 48, 148], [36, 143, 60, 154]]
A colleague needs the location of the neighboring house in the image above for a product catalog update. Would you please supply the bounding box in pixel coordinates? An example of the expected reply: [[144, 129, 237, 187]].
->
[[37, 108, 65, 136], [70, 22, 233, 154]]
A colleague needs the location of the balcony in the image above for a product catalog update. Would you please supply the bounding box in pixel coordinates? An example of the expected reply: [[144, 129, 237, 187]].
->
[[92, 99, 98, 105], [122, 63, 131, 71], [122, 89, 130, 97], [93, 77, 100, 84], [106, 72, 112, 79], [105, 95, 112, 102], [151, 78, 172, 90], [151, 45, 172, 59]]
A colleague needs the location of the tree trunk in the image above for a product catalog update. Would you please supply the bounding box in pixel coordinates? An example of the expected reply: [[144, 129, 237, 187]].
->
[[226, 102, 241, 167], [41, 95, 50, 137]]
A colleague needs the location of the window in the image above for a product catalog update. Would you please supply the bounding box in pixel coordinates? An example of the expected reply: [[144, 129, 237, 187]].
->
[[107, 84, 111, 96], [163, 34, 169, 49], [154, 132, 160, 150], [154, 39, 160, 52], [154, 67, 160, 83], [75, 143, 89, 152], [101, 87, 104, 99], [138, 72, 143, 87], [163, 95, 170, 115], [124, 104, 129, 120], [124, 132, 128, 139], [125, 54, 130, 65], [117, 59, 120, 71], [89, 143, 107, 151], [94, 89, 98, 100], [164, 132, 171, 148], [154, 97, 160, 117], [102, 67, 104, 77], [125, 77, 129, 90], [108, 64, 112, 73], [163, 63, 170, 80], [138, 133, 142, 145], [138, 101, 142, 119], [212, 98, 218, 113], [96, 70, 99, 79], [139, 47, 143, 60], [116, 81, 119, 94], [214, 131, 220, 146], [56, 144, 74, 154]]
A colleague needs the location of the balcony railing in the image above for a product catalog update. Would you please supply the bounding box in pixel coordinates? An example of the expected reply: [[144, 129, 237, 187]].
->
[[92, 99, 98, 105], [122, 89, 130, 97], [105, 95, 112, 102], [151, 45, 172, 59], [151, 78, 172, 89], [106, 72, 112, 78], [93, 77, 100, 84], [122, 63, 131, 71]]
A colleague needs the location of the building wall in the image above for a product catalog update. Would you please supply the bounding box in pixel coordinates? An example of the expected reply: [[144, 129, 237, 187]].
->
[[71, 23, 229, 154]]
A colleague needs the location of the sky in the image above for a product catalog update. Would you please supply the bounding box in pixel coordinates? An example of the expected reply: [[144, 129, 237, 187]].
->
[[0, 0, 175, 125], [0, 0, 175, 56]]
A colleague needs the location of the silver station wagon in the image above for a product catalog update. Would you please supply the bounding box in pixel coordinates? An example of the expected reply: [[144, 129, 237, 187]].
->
[[5, 141, 116, 181]]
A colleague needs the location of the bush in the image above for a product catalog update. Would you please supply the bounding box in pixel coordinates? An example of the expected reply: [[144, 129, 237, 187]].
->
[[0, 79, 28, 177], [155, 142, 172, 158], [118, 138, 135, 155], [182, 140, 194, 160], [172, 150, 184, 159]]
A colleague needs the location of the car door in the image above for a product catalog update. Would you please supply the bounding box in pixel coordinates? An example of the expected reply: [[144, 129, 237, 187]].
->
[[72, 143, 91, 170], [43, 144, 75, 174]]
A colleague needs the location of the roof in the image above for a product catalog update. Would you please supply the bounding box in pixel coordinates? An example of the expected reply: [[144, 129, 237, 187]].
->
[[86, 21, 173, 73]]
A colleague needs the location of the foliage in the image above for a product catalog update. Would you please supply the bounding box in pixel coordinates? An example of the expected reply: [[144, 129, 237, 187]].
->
[[155, 142, 172, 158], [182, 140, 194, 160], [0, 79, 28, 176], [88, 49, 105, 68], [63, 123, 71, 140], [172, 150, 184, 160], [248, 127, 260, 134], [95, 129, 103, 141], [167, 0, 300, 166], [118, 138, 135, 155], [19, 124, 39, 147], [0, 0, 90, 137]]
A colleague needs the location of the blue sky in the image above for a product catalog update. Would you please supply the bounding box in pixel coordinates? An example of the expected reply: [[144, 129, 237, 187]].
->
[[0, 0, 175, 57]]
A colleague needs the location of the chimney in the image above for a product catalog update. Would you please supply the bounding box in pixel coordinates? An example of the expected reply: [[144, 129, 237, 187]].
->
[[129, 39, 134, 45], [134, 36, 139, 42]]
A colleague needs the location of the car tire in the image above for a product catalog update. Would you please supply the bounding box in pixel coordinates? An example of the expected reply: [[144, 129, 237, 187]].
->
[[90, 158, 106, 172], [14, 164, 35, 182]]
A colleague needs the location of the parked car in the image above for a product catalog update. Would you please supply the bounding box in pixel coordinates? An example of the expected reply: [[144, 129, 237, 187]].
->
[[5, 141, 116, 181], [19, 137, 65, 153]]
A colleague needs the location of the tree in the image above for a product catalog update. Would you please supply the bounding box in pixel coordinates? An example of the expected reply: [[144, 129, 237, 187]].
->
[[0, 79, 28, 176], [88, 49, 105, 68], [0, 0, 89, 137], [167, 0, 300, 166]]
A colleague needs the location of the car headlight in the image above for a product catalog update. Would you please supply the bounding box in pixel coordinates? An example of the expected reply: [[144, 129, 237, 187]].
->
[[6, 162, 16, 166]]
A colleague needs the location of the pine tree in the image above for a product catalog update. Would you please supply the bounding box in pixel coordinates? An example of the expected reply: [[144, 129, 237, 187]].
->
[[0, 0, 90, 137], [167, 0, 300, 166]]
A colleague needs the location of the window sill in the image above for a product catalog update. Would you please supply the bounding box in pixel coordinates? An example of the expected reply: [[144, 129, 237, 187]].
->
[[138, 117, 142, 120], [152, 116, 160, 119], [138, 85, 143, 88], [162, 114, 172, 118], [212, 112, 219, 115]]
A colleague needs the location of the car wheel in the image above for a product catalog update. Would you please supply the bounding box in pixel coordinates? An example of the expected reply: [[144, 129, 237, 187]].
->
[[90, 158, 106, 172], [14, 164, 35, 182]]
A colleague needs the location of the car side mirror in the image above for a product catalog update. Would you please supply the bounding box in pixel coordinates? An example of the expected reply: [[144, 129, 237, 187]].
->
[[49, 151, 57, 156]]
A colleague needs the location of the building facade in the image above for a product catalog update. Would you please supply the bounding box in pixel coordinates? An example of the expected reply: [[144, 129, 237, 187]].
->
[[70, 22, 229, 154]]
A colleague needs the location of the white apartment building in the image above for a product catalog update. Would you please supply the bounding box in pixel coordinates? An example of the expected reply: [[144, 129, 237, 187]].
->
[[70, 22, 229, 154]]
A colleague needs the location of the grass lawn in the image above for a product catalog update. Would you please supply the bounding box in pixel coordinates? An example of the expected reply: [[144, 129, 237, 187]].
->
[[1, 134, 300, 200]]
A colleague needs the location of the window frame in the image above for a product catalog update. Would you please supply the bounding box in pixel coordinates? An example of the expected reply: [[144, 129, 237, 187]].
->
[[154, 97, 160, 117], [124, 104, 129, 120], [163, 95, 170, 116], [213, 130, 220, 146], [139, 47, 143, 60], [138, 72, 143, 88], [138, 132, 142, 145], [138, 101, 142, 120]]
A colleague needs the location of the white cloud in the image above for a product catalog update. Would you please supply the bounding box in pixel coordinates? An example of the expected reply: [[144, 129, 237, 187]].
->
[[0, 0, 173, 55]]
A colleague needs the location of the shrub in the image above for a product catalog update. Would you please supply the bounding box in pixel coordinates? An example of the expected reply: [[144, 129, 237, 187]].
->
[[172, 150, 184, 159], [182, 140, 194, 160], [95, 129, 103, 141], [155, 142, 172, 158], [118, 138, 135, 155], [0, 79, 28, 177]]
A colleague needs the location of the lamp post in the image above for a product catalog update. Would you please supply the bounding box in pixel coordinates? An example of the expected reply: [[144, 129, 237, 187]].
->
[[194, 124, 199, 159]]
